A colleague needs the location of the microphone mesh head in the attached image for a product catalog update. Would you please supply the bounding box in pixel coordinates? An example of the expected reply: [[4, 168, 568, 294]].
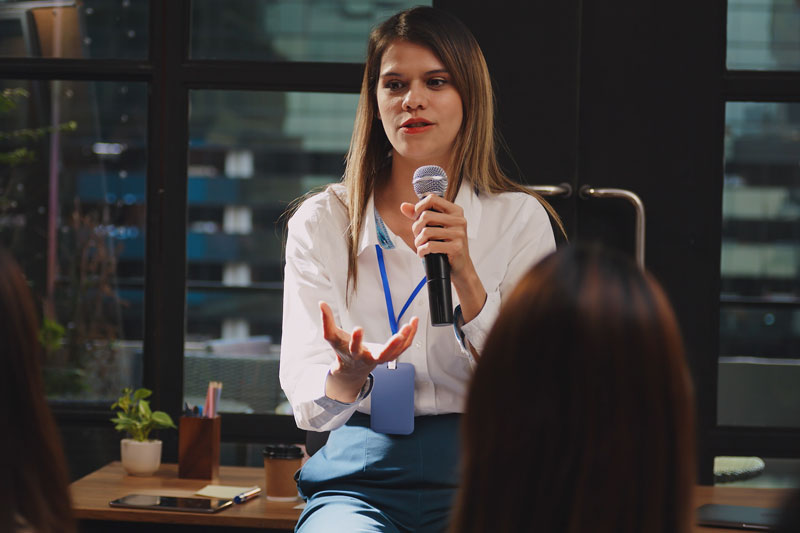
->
[[412, 165, 448, 199]]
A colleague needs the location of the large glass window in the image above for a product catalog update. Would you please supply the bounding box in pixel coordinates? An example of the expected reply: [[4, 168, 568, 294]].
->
[[3, 0, 458, 479], [0, 79, 147, 401], [0, 0, 148, 59], [719, 101, 800, 427], [727, 0, 800, 70], [190, 0, 429, 62], [184, 90, 359, 415]]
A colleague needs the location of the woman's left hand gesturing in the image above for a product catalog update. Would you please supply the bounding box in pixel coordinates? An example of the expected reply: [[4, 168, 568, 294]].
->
[[400, 194, 487, 322]]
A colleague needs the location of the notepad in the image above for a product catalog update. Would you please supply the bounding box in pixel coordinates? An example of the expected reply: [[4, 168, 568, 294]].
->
[[195, 484, 260, 499]]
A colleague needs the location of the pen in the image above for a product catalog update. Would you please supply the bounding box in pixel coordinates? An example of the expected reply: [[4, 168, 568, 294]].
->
[[233, 487, 261, 504]]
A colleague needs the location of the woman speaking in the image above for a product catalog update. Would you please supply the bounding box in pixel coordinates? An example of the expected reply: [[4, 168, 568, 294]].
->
[[280, 7, 558, 532]]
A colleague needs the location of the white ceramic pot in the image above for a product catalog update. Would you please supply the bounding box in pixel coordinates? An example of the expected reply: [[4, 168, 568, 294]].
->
[[120, 438, 162, 476]]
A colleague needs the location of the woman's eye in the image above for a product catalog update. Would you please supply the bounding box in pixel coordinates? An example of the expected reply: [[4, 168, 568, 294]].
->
[[385, 80, 404, 91], [428, 78, 447, 88]]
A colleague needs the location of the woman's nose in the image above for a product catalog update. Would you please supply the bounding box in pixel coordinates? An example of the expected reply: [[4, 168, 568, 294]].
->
[[403, 82, 427, 111]]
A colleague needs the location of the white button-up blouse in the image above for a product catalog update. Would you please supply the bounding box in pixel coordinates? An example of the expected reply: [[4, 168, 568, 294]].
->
[[279, 183, 556, 431]]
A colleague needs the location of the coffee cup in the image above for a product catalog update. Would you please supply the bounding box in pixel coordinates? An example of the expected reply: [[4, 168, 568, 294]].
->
[[263, 444, 303, 501]]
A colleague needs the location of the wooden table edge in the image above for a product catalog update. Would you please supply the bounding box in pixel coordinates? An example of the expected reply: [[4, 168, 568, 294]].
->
[[70, 461, 302, 530]]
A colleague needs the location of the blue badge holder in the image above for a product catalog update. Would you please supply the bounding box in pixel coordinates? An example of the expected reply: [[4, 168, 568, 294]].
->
[[370, 362, 415, 435]]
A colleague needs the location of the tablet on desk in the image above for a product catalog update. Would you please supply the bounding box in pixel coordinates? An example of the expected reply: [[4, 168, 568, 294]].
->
[[109, 494, 233, 514], [697, 504, 782, 531]]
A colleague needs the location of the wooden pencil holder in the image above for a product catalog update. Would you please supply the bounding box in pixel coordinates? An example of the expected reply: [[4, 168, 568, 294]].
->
[[178, 415, 221, 480]]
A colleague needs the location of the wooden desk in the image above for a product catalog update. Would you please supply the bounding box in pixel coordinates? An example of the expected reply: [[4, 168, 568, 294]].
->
[[692, 485, 790, 532], [70, 462, 302, 531], [72, 463, 792, 532]]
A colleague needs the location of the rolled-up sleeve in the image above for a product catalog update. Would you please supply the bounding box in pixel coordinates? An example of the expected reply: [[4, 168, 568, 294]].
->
[[459, 195, 556, 359], [279, 202, 365, 432]]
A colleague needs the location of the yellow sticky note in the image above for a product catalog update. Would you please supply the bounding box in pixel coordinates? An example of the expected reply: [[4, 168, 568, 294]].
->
[[196, 484, 260, 499]]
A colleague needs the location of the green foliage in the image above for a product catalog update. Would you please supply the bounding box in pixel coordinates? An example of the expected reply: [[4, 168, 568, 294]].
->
[[0, 88, 28, 112], [0, 121, 77, 143], [0, 147, 34, 167], [110, 387, 176, 442], [38, 318, 89, 395], [0, 89, 77, 168], [38, 318, 65, 353], [1, 87, 123, 400], [43, 366, 88, 396]]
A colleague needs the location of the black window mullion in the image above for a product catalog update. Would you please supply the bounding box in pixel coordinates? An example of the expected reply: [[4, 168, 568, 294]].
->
[[181, 61, 363, 92], [145, 0, 190, 461], [0, 58, 152, 80], [724, 71, 800, 101], [221, 413, 304, 444], [709, 427, 800, 458]]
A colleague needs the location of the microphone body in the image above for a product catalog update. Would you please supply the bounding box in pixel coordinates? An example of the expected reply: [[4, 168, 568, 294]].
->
[[412, 166, 453, 326]]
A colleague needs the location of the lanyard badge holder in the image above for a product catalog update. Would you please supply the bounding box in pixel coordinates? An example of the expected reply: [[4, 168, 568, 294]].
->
[[371, 245, 425, 435]]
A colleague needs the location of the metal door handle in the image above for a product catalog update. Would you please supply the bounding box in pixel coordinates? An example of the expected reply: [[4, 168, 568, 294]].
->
[[578, 185, 646, 269], [527, 183, 573, 198]]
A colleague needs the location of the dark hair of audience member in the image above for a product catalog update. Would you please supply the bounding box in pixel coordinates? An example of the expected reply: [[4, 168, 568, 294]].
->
[[450, 245, 696, 533], [0, 249, 75, 533], [778, 490, 800, 532]]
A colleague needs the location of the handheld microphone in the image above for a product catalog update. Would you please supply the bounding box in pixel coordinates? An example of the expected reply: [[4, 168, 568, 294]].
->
[[412, 165, 453, 326]]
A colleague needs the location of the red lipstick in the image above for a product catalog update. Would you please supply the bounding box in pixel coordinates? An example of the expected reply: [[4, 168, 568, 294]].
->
[[401, 117, 434, 134]]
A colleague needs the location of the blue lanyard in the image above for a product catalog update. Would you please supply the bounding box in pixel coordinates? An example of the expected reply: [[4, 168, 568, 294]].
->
[[376, 245, 426, 335]]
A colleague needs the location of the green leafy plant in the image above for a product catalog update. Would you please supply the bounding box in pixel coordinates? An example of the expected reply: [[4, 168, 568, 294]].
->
[[0, 88, 76, 210], [110, 387, 176, 442], [38, 317, 65, 353], [1, 87, 86, 397]]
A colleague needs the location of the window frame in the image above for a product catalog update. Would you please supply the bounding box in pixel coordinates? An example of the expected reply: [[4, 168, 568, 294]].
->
[[0, 0, 374, 453], [8, 0, 800, 479], [705, 3, 800, 473]]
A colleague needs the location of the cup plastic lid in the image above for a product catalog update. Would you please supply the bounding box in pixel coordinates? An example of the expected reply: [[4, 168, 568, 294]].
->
[[263, 443, 303, 459]]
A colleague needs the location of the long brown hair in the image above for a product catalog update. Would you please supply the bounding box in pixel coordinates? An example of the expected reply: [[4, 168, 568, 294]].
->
[[450, 245, 695, 533], [341, 6, 563, 294], [0, 249, 75, 533]]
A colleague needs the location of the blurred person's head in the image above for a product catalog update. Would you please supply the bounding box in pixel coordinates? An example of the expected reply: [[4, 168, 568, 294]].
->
[[0, 249, 75, 533], [451, 244, 696, 533], [778, 490, 800, 532]]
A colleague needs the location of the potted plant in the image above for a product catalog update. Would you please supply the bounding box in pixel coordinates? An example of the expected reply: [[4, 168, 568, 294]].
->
[[111, 387, 176, 476]]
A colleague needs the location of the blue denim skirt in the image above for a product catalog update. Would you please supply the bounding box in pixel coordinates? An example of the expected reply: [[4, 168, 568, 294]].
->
[[295, 412, 461, 533]]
